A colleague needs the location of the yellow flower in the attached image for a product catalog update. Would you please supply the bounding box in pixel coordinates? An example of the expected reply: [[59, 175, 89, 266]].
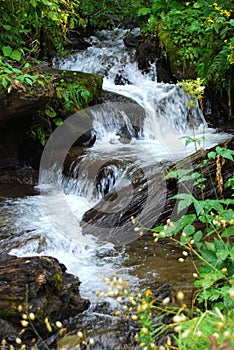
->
[[144, 289, 152, 297], [142, 327, 149, 334]]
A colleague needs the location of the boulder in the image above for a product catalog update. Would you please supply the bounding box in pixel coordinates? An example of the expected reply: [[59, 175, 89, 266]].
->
[[0, 255, 90, 339], [0, 66, 103, 169]]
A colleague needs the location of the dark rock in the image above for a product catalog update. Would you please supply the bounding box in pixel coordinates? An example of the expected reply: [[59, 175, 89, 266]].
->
[[135, 37, 176, 83], [123, 35, 140, 48], [114, 73, 131, 85], [81, 136, 234, 245], [0, 256, 90, 338], [0, 67, 103, 169]]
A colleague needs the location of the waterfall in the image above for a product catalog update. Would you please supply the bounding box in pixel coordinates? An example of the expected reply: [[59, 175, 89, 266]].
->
[[0, 27, 231, 303]]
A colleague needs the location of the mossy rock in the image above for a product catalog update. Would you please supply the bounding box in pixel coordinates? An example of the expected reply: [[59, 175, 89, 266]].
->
[[0, 256, 90, 337], [158, 25, 196, 80]]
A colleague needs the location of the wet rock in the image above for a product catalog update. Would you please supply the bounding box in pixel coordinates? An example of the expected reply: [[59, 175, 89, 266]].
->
[[0, 67, 102, 169], [123, 35, 140, 48], [0, 256, 90, 339], [114, 73, 131, 85], [135, 37, 176, 83], [81, 136, 234, 245]]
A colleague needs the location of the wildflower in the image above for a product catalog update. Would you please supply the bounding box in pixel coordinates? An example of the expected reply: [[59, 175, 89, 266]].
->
[[55, 321, 63, 329], [162, 297, 170, 305], [228, 288, 234, 298], [193, 272, 198, 278], [223, 331, 230, 339], [196, 331, 202, 337], [45, 318, 52, 332], [134, 227, 140, 232], [178, 258, 184, 263], [142, 327, 149, 334], [182, 232, 186, 238], [131, 216, 135, 224], [144, 289, 152, 297], [181, 329, 190, 338], [29, 312, 35, 321], [77, 331, 83, 338], [167, 337, 172, 346], [22, 314, 28, 320], [176, 291, 184, 301], [180, 313, 187, 321], [173, 315, 181, 323], [89, 338, 95, 346], [131, 314, 138, 321], [18, 305, 23, 312], [21, 320, 29, 327], [15, 338, 22, 344], [174, 325, 181, 332], [213, 332, 219, 339], [182, 251, 188, 256]]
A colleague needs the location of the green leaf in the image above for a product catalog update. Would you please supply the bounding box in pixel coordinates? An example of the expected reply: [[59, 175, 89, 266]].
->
[[193, 2, 203, 8], [230, 19, 234, 26], [208, 151, 216, 159], [54, 118, 63, 126], [45, 107, 56, 118], [216, 146, 234, 161], [11, 50, 21, 62], [30, 0, 38, 7], [217, 250, 229, 262], [222, 226, 234, 238], [2, 25, 12, 30], [201, 249, 217, 264], [138, 7, 151, 16], [183, 224, 195, 236], [2, 46, 12, 57], [25, 77, 33, 86], [173, 193, 194, 214], [194, 230, 202, 244]]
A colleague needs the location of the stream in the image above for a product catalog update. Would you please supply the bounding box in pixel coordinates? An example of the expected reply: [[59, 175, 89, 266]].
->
[[0, 28, 232, 348]]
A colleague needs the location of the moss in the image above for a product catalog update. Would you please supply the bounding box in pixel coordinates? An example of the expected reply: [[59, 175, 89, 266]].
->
[[158, 23, 196, 80], [52, 272, 63, 292]]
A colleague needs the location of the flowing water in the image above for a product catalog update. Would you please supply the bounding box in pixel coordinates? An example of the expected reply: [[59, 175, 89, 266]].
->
[[0, 28, 232, 348]]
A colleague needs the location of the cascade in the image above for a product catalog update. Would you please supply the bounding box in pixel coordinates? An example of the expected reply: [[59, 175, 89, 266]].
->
[[0, 28, 231, 305]]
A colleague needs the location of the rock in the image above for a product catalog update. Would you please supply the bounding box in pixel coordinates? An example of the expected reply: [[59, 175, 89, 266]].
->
[[135, 37, 176, 83], [114, 73, 131, 85], [123, 35, 140, 48], [81, 136, 234, 245], [0, 256, 90, 339], [0, 66, 103, 169]]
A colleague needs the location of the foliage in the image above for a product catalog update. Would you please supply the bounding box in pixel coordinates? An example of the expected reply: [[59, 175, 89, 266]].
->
[[78, 0, 142, 29], [97, 140, 234, 349], [29, 79, 91, 145], [138, 0, 233, 92], [0, 0, 83, 58], [0, 56, 48, 91]]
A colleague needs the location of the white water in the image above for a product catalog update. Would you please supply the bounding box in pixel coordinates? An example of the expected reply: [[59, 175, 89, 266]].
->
[[0, 28, 231, 302]]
